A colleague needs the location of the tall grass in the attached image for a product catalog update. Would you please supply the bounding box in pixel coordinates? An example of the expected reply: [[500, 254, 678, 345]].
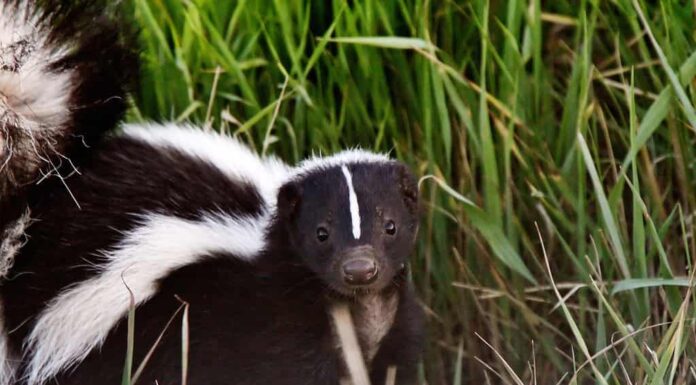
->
[[128, 0, 696, 383]]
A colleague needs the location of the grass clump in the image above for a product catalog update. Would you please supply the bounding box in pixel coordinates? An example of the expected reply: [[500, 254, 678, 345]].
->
[[128, 0, 696, 383]]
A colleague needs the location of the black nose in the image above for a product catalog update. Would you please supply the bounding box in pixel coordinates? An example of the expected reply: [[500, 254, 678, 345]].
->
[[342, 258, 378, 285]]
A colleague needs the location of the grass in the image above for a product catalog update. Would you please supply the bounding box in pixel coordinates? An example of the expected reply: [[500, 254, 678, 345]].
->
[[126, 0, 696, 383]]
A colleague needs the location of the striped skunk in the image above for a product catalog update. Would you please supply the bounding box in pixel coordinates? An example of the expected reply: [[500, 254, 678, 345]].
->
[[3, 124, 426, 385], [0, 2, 425, 385]]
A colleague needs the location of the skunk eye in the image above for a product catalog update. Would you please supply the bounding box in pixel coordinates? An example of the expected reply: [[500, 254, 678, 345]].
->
[[384, 220, 396, 235], [316, 227, 329, 242]]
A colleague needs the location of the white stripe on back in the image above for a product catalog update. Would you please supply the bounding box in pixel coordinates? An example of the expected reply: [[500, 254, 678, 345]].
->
[[340, 166, 361, 239], [122, 123, 291, 209], [23, 212, 268, 385]]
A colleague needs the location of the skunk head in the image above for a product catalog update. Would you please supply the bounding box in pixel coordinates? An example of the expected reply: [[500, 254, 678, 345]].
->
[[276, 152, 419, 296]]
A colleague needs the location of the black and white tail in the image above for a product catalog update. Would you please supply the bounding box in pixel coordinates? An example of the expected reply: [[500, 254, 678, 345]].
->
[[0, 0, 138, 200], [0, 1, 137, 382]]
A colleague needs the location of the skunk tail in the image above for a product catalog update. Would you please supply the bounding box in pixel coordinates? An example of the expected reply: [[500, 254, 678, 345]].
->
[[0, 0, 138, 199], [0, 3, 137, 381]]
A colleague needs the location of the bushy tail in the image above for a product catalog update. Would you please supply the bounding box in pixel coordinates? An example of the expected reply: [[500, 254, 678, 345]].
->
[[0, 0, 138, 198]]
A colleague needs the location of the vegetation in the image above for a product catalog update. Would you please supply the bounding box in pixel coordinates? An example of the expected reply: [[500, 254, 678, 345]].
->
[[129, 0, 696, 383]]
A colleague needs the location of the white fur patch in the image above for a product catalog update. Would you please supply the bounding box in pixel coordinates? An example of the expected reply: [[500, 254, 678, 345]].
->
[[0, 1, 76, 198], [294, 149, 391, 178], [0, 2, 74, 131], [0, 209, 31, 279], [122, 123, 291, 209], [0, 301, 17, 385], [340, 165, 361, 239], [23, 212, 268, 385]]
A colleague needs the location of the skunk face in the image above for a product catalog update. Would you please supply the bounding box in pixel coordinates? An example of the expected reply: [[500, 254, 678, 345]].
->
[[278, 161, 419, 296]]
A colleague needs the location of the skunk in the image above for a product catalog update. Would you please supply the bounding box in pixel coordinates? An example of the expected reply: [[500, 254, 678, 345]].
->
[[1, 123, 425, 385]]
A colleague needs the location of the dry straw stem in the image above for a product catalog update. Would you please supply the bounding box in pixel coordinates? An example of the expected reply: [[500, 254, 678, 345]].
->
[[329, 302, 371, 385], [130, 302, 187, 384], [535, 222, 609, 385], [384, 366, 397, 385]]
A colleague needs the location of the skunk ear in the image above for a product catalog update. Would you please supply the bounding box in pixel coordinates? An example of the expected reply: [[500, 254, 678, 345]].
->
[[396, 164, 419, 213], [277, 182, 302, 220]]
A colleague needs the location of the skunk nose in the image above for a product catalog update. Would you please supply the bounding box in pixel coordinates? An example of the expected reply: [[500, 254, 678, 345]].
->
[[342, 258, 378, 285]]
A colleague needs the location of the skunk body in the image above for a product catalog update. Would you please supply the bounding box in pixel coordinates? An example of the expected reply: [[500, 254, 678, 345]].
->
[[2, 124, 424, 385]]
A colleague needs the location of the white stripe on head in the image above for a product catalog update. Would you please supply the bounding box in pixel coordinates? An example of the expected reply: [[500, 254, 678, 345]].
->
[[341, 165, 361, 239], [294, 149, 390, 178], [23, 212, 268, 385]]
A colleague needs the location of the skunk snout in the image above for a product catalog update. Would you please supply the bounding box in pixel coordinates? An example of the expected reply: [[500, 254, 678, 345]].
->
[[342, 258, 377, 285], [341, 247, 379, 285]]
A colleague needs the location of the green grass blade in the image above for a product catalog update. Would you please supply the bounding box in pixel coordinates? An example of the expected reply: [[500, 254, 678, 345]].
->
[[577, 133, 630, 278]]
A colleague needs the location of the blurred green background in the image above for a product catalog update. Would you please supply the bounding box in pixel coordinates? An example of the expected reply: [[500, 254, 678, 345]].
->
[[128, 0, 696, 383]]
